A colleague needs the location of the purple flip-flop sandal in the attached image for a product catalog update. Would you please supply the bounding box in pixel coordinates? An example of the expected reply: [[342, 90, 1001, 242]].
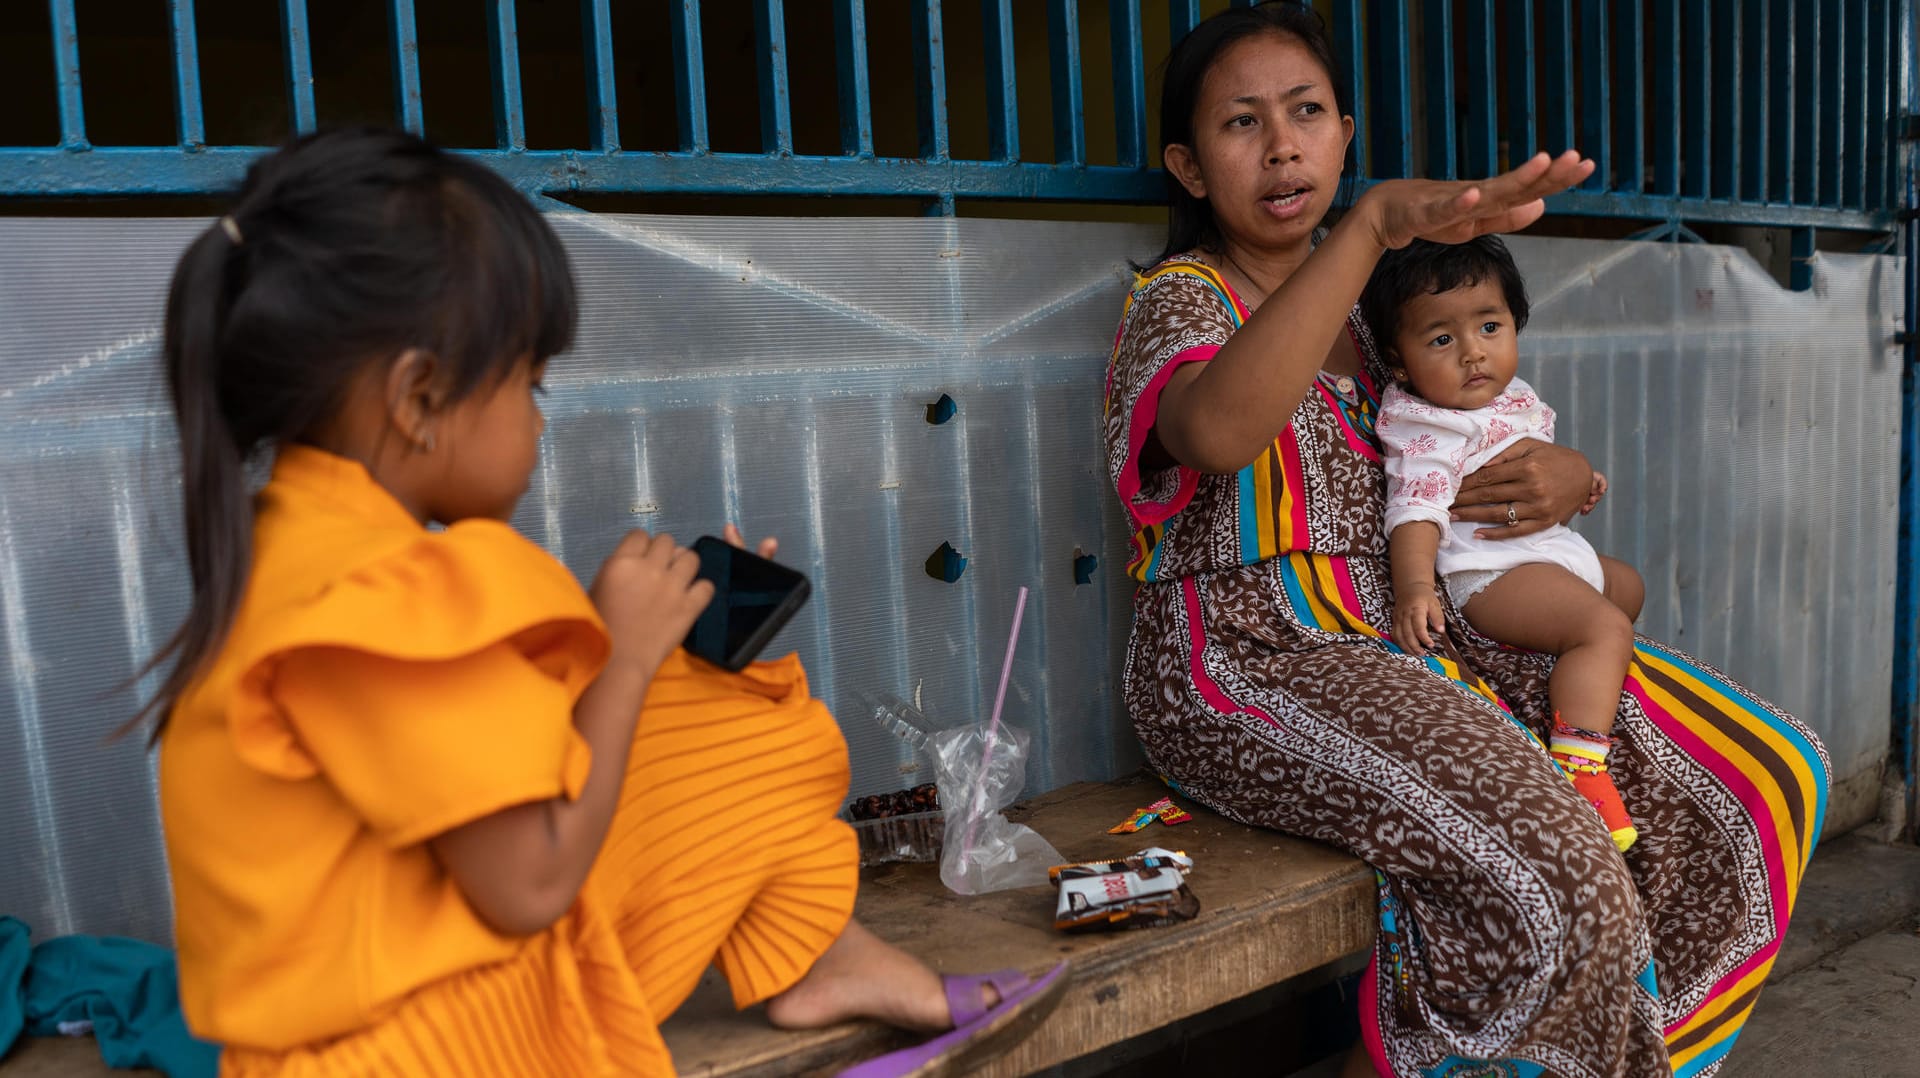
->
[[834, 960, 1071, 1078]]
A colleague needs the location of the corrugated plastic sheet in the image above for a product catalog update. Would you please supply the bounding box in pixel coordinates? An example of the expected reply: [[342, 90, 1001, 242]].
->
[[0, 216, 1902, 940]]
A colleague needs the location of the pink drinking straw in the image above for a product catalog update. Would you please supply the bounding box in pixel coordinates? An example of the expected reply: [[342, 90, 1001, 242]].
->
[[963, 586, 1028, 860]]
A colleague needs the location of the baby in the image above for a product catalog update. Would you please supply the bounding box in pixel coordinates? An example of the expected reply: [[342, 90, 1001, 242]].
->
[[1363, 236, 1645, 852]]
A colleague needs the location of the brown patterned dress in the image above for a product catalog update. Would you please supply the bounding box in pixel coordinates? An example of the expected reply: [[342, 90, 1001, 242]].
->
[[1104, 256, 1830, 1078]]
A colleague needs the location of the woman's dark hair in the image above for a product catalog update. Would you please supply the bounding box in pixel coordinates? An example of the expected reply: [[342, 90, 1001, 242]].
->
[[1148, 1, 1356, 267], [126, 127, 577, 741], [1358, 235, 1532, 367]]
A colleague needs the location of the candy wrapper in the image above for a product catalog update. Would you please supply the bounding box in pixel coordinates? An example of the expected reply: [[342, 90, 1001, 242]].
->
[[1049, 847, 1199, 933], [1106, 796, 1194, 834]]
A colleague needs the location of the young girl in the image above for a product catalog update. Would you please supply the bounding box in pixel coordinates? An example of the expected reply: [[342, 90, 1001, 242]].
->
[[1363, 235, 1646, 851], [139, 127, 1064, 1078]]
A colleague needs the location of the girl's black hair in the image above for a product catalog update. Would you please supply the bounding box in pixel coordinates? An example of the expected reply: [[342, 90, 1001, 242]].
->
[[128, 127, 577, 741], [1147, 0, 1356, 268], [1358, 235, 1532, 368]]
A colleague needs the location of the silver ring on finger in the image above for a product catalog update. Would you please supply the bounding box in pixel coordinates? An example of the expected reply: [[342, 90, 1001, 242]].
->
[[1505, 502, 1519, 527]]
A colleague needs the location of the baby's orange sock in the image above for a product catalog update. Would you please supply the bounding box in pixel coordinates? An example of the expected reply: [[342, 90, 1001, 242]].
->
[[1549, 716, 1639, 852]]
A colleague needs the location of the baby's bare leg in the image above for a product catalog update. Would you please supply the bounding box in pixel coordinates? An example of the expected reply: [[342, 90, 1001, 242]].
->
[[1597, 555, 1644, 622], [1462, 564, 1635, 735]]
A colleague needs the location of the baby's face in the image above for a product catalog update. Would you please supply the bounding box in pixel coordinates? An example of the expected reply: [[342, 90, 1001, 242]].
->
[[1390, 278, 1520, 410]]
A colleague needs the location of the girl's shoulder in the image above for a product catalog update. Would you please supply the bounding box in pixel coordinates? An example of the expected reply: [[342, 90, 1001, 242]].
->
[[213, 520, 608, 781], [240, 518, 605, 678]]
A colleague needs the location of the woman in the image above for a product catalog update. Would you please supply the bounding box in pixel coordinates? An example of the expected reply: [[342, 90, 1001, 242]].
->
[[1103, 6, 1828, 1076]]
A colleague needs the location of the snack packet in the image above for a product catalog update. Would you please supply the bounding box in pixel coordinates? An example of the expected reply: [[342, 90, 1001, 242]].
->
[[1049, 848, 1199, 933]]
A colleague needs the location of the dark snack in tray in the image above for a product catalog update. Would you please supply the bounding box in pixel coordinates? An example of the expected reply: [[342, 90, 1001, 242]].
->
[[847, 783, 940, 821]]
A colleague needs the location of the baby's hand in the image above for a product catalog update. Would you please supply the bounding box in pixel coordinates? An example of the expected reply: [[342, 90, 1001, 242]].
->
[[1580, 471, 1609, 516], [1393, 586, 1447, 657], [590, 531, 715, 677]]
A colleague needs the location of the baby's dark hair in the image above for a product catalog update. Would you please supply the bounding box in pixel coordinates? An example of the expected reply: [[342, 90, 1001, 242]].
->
[[1359, 236, 1531, 367], [129, 127, 577, 740]]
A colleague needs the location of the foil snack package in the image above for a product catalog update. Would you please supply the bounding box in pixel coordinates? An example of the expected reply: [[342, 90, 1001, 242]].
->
[[1048, 848, 1200, 933]]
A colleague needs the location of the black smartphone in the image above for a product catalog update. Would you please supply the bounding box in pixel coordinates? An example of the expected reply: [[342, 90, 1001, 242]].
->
[[682, 536, 812, 672]]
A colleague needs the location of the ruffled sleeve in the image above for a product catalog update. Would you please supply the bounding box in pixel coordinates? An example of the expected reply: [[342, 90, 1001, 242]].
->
[[1378, 385, 1471, 546], [226, 520, 610, 848], [1102, 264, 1241, 528]]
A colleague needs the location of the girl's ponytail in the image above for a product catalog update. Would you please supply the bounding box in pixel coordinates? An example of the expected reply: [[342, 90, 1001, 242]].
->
[[123, 227, 252, 741]]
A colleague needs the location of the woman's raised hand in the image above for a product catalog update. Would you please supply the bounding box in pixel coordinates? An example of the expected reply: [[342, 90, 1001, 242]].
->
[[1359, 150, 1595, 250]]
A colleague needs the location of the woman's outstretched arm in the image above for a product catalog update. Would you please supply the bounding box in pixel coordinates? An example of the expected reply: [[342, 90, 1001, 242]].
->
[[1154, 152, 1594, 474]]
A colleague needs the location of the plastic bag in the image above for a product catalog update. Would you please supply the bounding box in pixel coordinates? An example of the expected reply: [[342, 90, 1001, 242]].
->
[[928, 721, 1063, 894]]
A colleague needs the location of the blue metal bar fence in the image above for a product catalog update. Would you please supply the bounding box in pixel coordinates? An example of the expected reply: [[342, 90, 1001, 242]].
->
[[280, 0, 316, 137], [1462, 0, 1497, 179], [1819, 0, 1843, 204], [834, 0, 873, 158], [485, 0, 525, 152], [1795, 0, 1819, 204], [754, 0, 793, 156], [1538, 0, 1575, 155], [580, 0, 617, 152], [1740, 0, 1767, 204], [1841, 0, 1867, 208], [1110, 0, 1146, 170], [1506, 1, 1537, 166], [1332, 0, 1368, 178], [1578, 0, 1608, 192], [0, 0, 1901, 241], [1651, 0, 1680, 195], [1892, 0, 1919, 838], [1368, 0, 1412, 178], [1767, 0, 1792, 203], [168, 0, 204, 150], [47, 0, 85, 150], [671, 0, 708, 154], [1047, 0, 1085, 168], [387, 0, 424, 137], [1611, 0, 1644, 195], [1711, 0, 1740, 200], [909, 0, 948, 167], [1422, 0, 1456, 182], [1864, 0, 1888, 210], [1682, 0, 1710, 199]]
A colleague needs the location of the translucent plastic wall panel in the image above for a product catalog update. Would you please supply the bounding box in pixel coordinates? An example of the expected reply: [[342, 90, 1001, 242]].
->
[[0, 217, 1901, 940], [1512, 237, 1904, 788]]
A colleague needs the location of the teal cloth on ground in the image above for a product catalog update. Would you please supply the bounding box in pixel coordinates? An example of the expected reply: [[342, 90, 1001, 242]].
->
[[0, 916, 219, 1077]]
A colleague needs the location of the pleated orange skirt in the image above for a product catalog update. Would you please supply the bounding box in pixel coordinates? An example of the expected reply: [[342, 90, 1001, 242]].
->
[[220, 650, 859, 1077]]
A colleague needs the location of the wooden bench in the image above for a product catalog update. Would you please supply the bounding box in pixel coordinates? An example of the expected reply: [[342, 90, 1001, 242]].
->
[[664, 772, 1374, 1076], [2, 774, 1373, 1078]]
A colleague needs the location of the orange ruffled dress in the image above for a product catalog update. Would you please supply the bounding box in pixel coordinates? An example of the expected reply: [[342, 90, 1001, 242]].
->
[[160, 446, 858, 1076]]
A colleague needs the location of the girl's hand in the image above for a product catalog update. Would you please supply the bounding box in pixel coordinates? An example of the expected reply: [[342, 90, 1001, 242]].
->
[[1580, 471, 1609, 515], [722, 522, 778, 560], [1358, 151, 1595, 250], [1452, 440, 1593, 538], [1393, 587, 1447, 656], [591, 531, 714, 676]]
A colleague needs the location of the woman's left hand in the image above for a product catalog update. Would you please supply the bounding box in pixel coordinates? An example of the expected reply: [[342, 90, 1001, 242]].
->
[[722, 523, 778, 559], [1451, 440, 1593, 538]]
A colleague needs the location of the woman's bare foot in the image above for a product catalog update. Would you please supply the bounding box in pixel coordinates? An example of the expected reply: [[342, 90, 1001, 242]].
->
[[766, 919, 999, 1033]]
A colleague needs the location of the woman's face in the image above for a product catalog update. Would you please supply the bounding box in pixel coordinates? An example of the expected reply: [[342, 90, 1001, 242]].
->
[[1168, 32, 1353, 258]]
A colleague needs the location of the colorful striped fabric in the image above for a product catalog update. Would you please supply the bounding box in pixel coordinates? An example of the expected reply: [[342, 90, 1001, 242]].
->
[[1105, 253, 1830, 1077], [1110, 261, 1378, 583]]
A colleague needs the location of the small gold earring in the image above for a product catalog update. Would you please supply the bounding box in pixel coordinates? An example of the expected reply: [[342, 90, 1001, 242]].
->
[[417, 429, 435, 453]]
